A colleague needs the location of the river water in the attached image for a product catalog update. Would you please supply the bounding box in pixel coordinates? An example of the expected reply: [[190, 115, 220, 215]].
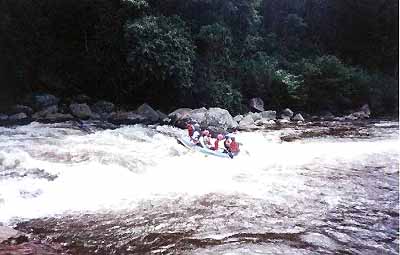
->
[[0, 121, 398, 254]]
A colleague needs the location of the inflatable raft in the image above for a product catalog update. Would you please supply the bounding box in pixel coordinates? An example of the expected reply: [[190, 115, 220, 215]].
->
[[177, 137, 233, 159]]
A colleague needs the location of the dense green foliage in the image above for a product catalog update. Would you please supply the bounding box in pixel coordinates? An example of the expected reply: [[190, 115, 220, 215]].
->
[[0, 0, 398, 116]]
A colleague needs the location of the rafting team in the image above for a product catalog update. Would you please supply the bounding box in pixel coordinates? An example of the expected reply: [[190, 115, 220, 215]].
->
[[186, 122, 240, 156]]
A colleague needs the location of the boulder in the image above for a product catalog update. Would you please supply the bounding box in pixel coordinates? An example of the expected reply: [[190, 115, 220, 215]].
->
[[260, 110, 276, 120], [189, 107, 208, 126], [29, 93, 59, 110], [108, 111, 147, 125], [32, 105, 58, 119], [238, 114, 256, 130], [41, 113, 74, 123], [92, 100, 115, 114], [293, 113, 305, 122], [233, 115, 244, 123], [156, 110, 168, 121], [10, 105, 33, 115], [69, 103, 93, 119], [0, 114, 8, 121], [9, 113, 28, 121], [249, 97, 264, 112], [280, 108, 294, 120], [168, 108, 193, 128], [0, 226, 25, 244], [136, 103, 160, 123], [205, 107, 238, 130], [249, 112, 262, 122]]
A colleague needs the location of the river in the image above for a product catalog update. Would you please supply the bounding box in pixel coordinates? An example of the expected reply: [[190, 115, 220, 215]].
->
[[0, 120, 398, 254]]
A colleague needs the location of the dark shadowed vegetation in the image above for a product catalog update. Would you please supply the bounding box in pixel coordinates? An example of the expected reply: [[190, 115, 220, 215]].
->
[[0, 0, 398, 116]]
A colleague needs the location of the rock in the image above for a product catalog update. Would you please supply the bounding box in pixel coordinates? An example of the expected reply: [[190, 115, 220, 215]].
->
[[233, 115, 243, 123], [333, 117, 345, 121], [0, 114, 8, 121], [260, 110, 276, 120], [205, 107, 238, 130], [108, 111, 147, 125], [360, 104, 371, 116], [189, 107, 208, 126], [156, 110, 168, 121], [29, 93, 59, 110], [277, 119, 290, 124], [73, 94, 92, 104], [0, 226, 25, 243], [92, 100, 115, 114], [168, 108, 193, 128], [136, 103, 160, 123], [32, 105, 58, 119], [280, 108, 294, 120], [9, 113, 28, 121], [238, 114, 255, 130], [249, 97, 264, 112], [321, 111, 335, 121], [69, 103, 92, 119], [301, 233, 338, 249], [43, 113, 74, 123], [255, 118, 276, 127], [10, 105, 33, 115], [249, 112, 262, 122], [293, 113, 305, 122]]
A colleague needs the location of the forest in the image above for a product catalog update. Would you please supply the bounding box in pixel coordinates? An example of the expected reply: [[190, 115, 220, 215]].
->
[[0, 0, 398, 116]]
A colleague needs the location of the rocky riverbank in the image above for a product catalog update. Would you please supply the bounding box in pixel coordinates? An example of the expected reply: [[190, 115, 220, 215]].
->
[[0, 94, 373, 135]]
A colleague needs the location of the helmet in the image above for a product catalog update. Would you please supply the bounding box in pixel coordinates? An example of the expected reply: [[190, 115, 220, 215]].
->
[[217, 134, 224, 140], [202, 130, 209, 136]]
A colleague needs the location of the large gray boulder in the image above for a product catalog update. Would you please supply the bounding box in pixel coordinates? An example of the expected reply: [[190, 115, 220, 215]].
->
[[108, 111, 147, 125], [92, 100, 115, 114], [345, 104, 371, 120], [168, 108, 193, 128], [205, 107, 238, 130], [189, 108, 208, 126], [137, 103, 160, 123], [280, 108, 294, 120], [69, 103, 93, 119], [29, 93, 59, 110], [249, 97, 264, 112], [260, 110, 276, 120], [156, 110, 169, 122]]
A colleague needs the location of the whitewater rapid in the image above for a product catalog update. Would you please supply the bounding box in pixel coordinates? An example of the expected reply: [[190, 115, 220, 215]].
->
[[0, 121, 397, 223]]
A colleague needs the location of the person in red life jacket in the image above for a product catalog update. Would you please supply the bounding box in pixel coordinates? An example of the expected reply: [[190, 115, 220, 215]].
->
[[211, 134, 224, 151], [186, 123, 194, 137], [229, 137, 240, 155]]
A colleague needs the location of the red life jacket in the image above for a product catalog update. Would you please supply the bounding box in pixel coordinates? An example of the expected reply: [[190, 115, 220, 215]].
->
[[213, 139, 219, 150], [229, 141, 239, 153], [187, 124, 194, 137]]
